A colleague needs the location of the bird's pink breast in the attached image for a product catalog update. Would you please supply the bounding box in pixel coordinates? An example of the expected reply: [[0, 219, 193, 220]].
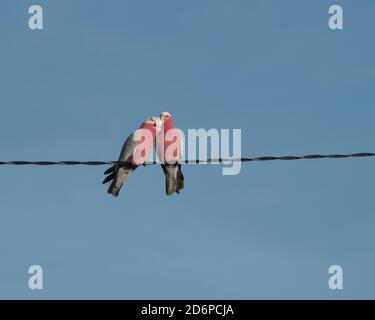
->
[[159, 118, 181, 162]]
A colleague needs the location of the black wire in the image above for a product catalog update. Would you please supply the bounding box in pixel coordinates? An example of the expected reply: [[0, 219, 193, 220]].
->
[[0, 153, 374, 166]]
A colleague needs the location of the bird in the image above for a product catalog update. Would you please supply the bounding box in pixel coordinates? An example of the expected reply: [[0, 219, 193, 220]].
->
[[103, 116, 162, 197], [157, 111, 184, 195]]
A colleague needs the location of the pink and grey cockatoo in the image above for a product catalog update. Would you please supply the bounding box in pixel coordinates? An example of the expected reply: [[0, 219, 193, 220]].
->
[[103, 116, 162, 197], [157, 111, 184, 195]]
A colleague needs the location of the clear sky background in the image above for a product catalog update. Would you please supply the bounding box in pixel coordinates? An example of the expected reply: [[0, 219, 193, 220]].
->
[[0, 0, 374, 299]]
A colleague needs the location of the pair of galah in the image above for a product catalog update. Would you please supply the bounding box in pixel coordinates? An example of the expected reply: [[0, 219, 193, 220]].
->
[[103, 112, 184, 197]]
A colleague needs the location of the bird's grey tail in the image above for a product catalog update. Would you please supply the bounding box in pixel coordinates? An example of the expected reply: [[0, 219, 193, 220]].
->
[[103, 164, 135, 197], [162, 163, 184, 195], [176, 164, 184, 194]]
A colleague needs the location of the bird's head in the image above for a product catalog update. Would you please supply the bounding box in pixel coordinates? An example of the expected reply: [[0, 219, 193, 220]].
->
[[160, 111, 172, 122]]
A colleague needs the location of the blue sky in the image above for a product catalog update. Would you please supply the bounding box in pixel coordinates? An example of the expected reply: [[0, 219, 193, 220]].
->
[[0, 0, 374, 299]]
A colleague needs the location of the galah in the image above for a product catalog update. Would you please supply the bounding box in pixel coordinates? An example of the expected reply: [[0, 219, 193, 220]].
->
[[157, 111, 184, 195], [103, 116, 162, 197]]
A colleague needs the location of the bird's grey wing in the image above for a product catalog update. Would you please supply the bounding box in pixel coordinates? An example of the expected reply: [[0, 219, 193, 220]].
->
[[102, 133, 137, 185], [118, 133, 137, 162]]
